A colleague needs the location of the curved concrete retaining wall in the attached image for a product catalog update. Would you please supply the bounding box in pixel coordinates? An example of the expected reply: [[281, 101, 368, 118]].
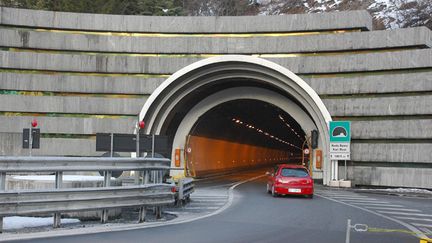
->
[[0, 7, 431, 188]]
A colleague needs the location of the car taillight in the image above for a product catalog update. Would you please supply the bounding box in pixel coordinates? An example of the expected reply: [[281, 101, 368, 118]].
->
[[171, 187, 177, 193]]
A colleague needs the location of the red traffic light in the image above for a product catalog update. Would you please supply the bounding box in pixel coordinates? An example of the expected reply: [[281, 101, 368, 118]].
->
[[31, 119, 38, 128], [138, 121, 145, 129]]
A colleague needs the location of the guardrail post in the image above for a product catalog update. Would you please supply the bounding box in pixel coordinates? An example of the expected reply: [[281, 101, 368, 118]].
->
[[53, 171, 63, 228], [0, 172, 6, 233], [101, 171, 112, 223], [144, 170, 149, 184], [154, 169, 163, 219], [178, 179, 184, 205], [138, 206, 146, 223], [138, 169, 146, 223]]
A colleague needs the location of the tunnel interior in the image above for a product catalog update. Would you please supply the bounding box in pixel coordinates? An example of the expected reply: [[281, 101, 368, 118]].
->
[[190, 99, 305, 151]]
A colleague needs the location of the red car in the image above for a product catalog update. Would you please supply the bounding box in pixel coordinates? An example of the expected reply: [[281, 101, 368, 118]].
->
[[266, 164, 314, 198]]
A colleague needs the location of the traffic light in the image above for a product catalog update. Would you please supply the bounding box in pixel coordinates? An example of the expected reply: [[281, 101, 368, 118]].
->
[[311, 130, 318, 149]]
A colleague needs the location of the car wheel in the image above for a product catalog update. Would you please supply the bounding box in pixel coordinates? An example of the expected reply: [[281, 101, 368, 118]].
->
[[266, 184, 271, 194], [271, 186, 277, 197], [307, 194, 314, 199]]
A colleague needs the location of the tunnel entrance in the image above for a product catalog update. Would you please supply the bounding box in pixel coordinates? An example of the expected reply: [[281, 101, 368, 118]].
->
[[139, 56, 334, 185], [186, 99, 306, 177]]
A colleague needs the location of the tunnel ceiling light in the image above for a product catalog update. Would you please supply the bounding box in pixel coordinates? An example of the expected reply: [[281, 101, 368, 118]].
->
[[231, 117, 302, 150], [278, 114, 304, 142]]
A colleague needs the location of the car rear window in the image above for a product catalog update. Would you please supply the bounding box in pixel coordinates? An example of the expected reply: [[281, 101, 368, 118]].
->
[[280, 168, 309, 177]]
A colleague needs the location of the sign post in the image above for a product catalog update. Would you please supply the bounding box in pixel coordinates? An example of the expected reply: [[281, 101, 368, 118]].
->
[[329, 121, 351, 181]]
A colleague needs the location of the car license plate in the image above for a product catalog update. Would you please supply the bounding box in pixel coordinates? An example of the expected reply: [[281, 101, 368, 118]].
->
[[288, 188, 301, 193]]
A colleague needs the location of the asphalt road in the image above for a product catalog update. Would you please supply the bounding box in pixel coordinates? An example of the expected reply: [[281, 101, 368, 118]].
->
[[16, 169, 431, 243]]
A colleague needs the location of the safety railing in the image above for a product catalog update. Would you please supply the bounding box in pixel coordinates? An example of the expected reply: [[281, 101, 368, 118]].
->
[[175, 178, 195, 206], [0, 156, 175, 232]]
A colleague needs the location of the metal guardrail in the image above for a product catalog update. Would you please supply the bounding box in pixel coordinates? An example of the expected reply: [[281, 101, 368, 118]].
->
[[0, 156, 170, 172], [0, 156, 175, 232], [176, 178, 195, 206], [0, 185, 173, 215]]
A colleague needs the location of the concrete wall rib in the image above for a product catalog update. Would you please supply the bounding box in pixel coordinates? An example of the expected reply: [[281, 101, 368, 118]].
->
[[0, 133, 101, 156], [1, 50, 432, 74], [348, 167, 432, 188], [351, 143, 432, 163], [351, 120, 432, 139], [0, 27, 430, 54], [0, 7, 373, 32], [0, 116, 136, 134], [0, 95, 147, 115], [1, 72, 431, 96], [304, 72, 432, 95], [0, 73, 163, 94], [323, 95, 432, 116]]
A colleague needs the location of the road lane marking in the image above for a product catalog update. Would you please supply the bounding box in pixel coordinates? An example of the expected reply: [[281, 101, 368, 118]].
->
[[189, 201, 226, 204], [191, 199, 227, 202], [377, 212, 432, 217], [182, 207, 220, 210], [420, 227, 432, 235], [316, 193, 428, 239], [0, 173, 267, 242], [342, 199, 387, 203], [394, 217, 432, 222], [349, 203, 400, 207], [364, 207, 422, 212], [413, 223, 432, 228], [328, 196, 370, 199]]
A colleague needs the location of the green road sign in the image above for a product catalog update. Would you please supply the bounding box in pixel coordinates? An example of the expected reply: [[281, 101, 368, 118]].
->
[[329, 121, 351, 142]]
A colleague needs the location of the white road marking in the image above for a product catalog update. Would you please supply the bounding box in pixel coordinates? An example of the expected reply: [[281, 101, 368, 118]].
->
[[377, 211, 432, 217], [364, 207, 421, 212], [339, 199, 381, 203], [327, 196, 370, 199], [394, 217, 432, 222], [349, 203, 397, 207], [420, 227, 432, 235], [189, 201, 225, 205], [182, 207, 220, 210], [0, 174, 267, 242], [412, 223, 432, 228], [316, 193, 428, 239], [192, 195, 228, 198]]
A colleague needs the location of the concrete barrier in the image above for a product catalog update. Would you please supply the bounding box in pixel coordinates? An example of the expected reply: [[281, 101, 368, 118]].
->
[[0, 7, 373, 32], [0, 27, 429, 54], [1, 49, 432, 74]]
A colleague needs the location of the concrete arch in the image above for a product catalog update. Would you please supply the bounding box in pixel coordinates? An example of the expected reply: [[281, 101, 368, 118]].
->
[[139, 55, 334, 184]]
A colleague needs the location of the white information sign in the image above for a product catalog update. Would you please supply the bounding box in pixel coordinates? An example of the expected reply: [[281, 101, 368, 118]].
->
[[330, 152, 351, 160], [330, 143, 350, 153], [329, 121, 351, 161]]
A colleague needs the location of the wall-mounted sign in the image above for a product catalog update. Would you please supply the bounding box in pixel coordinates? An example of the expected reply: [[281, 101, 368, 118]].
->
[[329, 121, 351, 160]]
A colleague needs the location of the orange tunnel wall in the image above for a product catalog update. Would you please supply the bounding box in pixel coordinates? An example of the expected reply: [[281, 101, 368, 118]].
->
[[185, 135, 300, 177]]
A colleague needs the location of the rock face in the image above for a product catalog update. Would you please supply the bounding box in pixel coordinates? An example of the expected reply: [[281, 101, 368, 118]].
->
[[258, 0, 432, 30], [7, 175, 122, 220]]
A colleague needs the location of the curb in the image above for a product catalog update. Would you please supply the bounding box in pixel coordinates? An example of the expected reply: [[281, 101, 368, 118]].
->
[[315, 184, 432, 198]]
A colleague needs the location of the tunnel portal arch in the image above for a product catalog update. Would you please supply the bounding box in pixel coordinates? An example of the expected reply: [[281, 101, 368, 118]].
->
[[139, 55, 333, 185]]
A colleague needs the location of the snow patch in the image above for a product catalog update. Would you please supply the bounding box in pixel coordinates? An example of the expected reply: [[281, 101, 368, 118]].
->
[[4, 216, 80, 230], [12, 175, 113, 181], [360, 187, 432, 195]]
